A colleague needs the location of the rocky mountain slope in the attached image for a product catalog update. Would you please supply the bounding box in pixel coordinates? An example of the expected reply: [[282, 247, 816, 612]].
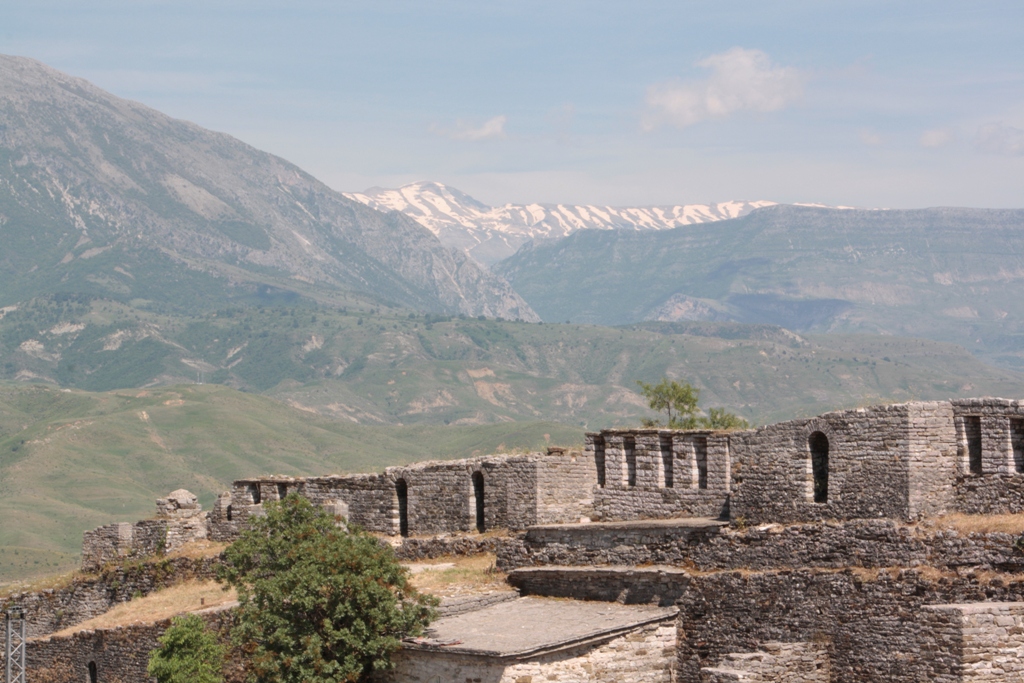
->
[[494, 204, 1024, 367], [345, 181, 775, 266], [0, 56, 537, 321]]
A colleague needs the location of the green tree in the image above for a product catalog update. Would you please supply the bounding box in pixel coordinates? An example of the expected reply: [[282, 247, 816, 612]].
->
[[702, 407, 750, 430], [636, 378, 700, 429], [218, 493, 437, 683], [637, 378, 749, 430], [148, 613, 226, 683]]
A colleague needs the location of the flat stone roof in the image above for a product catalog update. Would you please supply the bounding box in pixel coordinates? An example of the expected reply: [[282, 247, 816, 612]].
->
[[403, 596, 677, 659]]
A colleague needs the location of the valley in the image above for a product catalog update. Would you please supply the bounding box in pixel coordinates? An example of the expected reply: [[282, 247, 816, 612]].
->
[[2, 55, 1024, 586]]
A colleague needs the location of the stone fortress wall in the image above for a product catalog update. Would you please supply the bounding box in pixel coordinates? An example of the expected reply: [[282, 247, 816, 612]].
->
[[80, 397, 1024, 568], [14, 396, 1024, 683]]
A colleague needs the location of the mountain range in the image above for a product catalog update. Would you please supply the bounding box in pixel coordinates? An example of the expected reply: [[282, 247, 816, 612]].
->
[[346, 181, 775, 266], [0, 55, 537, 322], [4, 56, 1024, 581], [494, 204, 1024, 367]]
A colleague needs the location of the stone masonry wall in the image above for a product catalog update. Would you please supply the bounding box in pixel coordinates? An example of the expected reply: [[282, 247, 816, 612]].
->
[[588, 431, 731, 521], [5, 606, 240, 683], [496, 519, 1024, 573], [676, 570, 1024, 683], [955, 474, 1024, 514], [386, 620, 677, 683], [0, 556, 218, 648], [81, 520, 168, 572], [509, 566, 691, 606], [951, 398, 1024, 476], [730, 404, 918, 523], [208, 452, 593, 542], [951, 398, 1024, 514], [908, 401, 959, 517], [508, 565, 1024, 682], [82, 491, 209, 570], [535, 449, 596, 524], [922, 602, 1024, 682], [699, 641, 829, 683]]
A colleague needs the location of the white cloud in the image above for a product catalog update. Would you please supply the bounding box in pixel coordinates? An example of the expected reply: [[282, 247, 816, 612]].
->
[[920, 128, 954, 148], [974, 122, 1024, 156], [860, 129, 883, 147], [433, 115, 508, 141], [642, 48, 804, 131]]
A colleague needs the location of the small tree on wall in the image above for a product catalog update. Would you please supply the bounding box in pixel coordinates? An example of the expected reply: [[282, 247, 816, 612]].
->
[[217, 493, 437, 683], [636, 378, 700, 428], [148, 613, 226, 683], [637, 378, 749, 430]]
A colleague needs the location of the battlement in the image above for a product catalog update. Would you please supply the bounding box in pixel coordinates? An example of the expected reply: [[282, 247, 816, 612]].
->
[[25, 396, 1024, 683], [81, 397, 1024, 570], [81, 491, 208, 571]]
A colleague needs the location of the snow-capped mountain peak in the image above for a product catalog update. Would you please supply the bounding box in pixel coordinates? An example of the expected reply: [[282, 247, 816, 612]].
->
[[345, 182, 776, 267]]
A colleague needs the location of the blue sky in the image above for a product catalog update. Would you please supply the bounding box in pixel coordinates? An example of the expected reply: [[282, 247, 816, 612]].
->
[[2, 1, 1023, 208]]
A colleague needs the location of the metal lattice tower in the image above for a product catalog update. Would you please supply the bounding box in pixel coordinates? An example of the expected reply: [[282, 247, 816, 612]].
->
[[4, 607, 26, 683]]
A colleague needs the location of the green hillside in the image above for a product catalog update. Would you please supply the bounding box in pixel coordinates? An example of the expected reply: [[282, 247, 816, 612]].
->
[[0, 383, 580, 584], [3, 297, 1023, 431]]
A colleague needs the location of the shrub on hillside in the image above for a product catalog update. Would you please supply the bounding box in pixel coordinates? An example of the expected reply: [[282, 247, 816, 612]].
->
[[218, 493, 437, 683], [148, 613, 225, 683]]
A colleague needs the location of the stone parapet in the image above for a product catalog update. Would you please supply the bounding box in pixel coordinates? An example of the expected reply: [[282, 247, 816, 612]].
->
[[497, 518, 1024, 573], [0, 556, 219, 648], [677, 569, 1024, 683]]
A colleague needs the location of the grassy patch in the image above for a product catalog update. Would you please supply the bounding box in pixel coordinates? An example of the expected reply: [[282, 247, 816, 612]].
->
[[934, 513, 1024, 535], [47, 580, 236, 637], [405, 553, 510, 598], [164, 540, 229, 561]]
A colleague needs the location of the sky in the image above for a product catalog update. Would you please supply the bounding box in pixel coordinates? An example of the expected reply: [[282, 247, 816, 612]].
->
[[1, 1, 1023, 208]]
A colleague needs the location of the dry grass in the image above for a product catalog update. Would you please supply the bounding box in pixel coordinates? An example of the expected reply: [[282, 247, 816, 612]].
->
[[404, 553, 511, 598], [933, 513, 1024, 535], [1, 541, 227, 599], [375, 529, 512, 545], [164, 540, 229, 560], [0, 569, 81, 599], [47, 580, 237, 638]]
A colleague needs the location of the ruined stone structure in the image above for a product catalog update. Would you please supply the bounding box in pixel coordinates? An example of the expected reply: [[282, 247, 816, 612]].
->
[[81, 489, 208, 571], [10, 396, 1024, 682], [206, 449, 596, 542]]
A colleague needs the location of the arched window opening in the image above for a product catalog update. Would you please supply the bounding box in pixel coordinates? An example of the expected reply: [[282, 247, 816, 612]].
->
[[694, 437, 708, 490], [88, 661, 98, 683], [1012, 419, 1024, 474], [472, 471, 485, 533], [276, 483, 288, 500], [396, 479, 409, 537], [247, 484, 261, 505], [965, 416, 983, 474], [594, 435, 606, 488], [809, 431, 829, 503], [624, 436, 636, 487], [226, 505, 233, 522], [660, 435, 674, 488]]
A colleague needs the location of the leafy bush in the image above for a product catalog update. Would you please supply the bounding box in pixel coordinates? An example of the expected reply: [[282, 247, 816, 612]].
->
[[148, 613, 226, 683], [218, 494, 437, 683]]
